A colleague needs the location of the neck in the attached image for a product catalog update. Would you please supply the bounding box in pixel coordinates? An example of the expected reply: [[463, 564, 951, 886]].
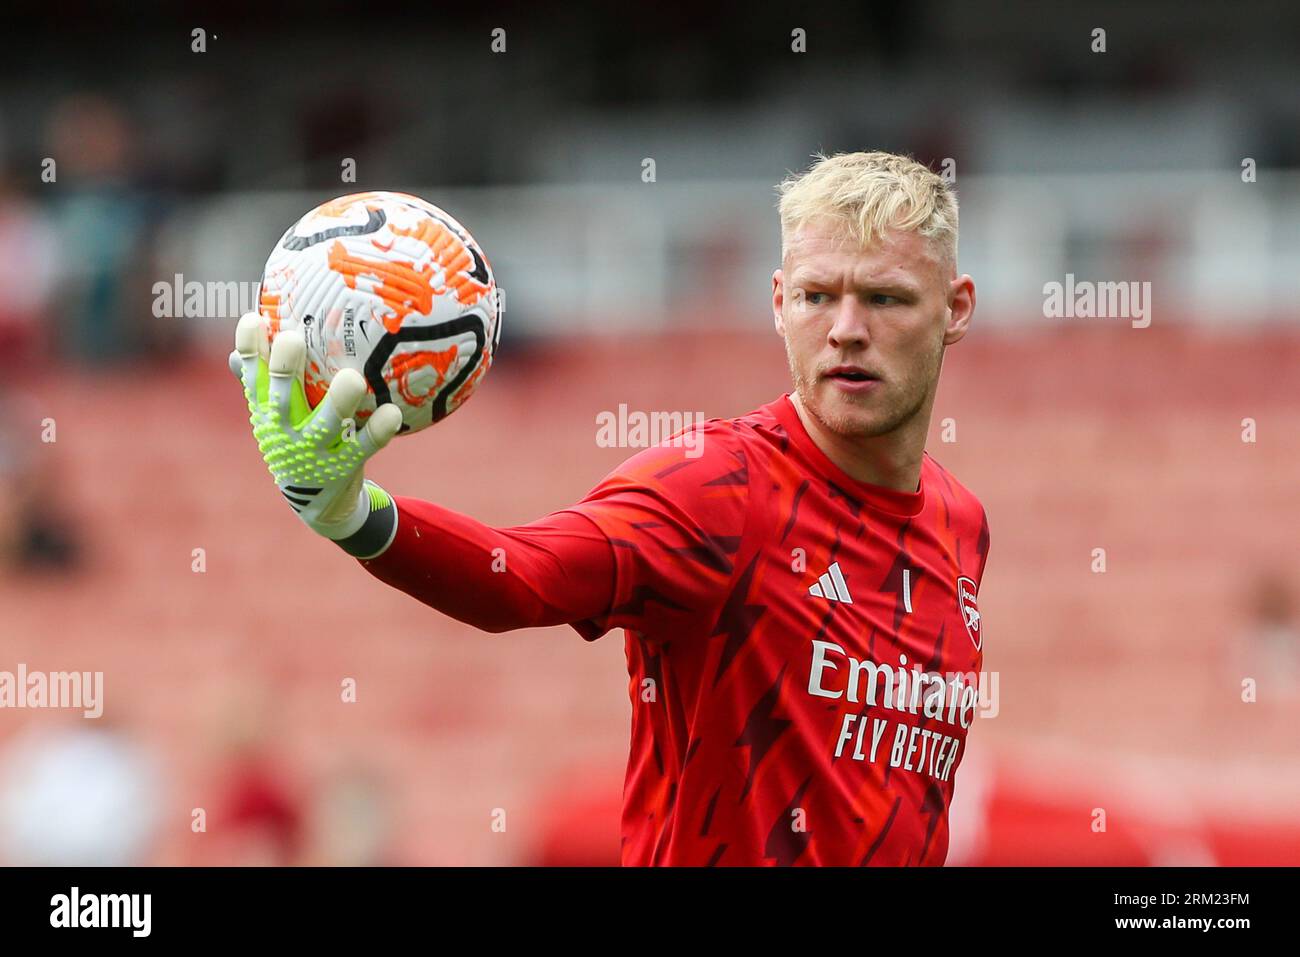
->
[[789, 391, 929, 493]]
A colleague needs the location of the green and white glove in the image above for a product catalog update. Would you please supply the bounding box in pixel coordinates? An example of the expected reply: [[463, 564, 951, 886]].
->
[[230, 312, 403, 558]]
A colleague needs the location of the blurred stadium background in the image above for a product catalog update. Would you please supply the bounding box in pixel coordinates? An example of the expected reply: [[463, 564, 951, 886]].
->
[[1, 1, 1298, 865]]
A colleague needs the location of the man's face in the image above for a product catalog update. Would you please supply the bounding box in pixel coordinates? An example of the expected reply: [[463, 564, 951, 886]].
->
[[772, 220, 973, 440]]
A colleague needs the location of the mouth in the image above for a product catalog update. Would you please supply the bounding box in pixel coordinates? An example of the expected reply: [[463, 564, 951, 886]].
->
[[824, 365, 879, 383], [822, 365, 882, 395]]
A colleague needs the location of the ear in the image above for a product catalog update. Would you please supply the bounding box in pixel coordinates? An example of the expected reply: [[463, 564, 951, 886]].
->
[[772, 268, 786, 336], [943, 274, 975, 346]]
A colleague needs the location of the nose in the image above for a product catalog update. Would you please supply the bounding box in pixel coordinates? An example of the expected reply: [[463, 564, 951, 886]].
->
[[827, 296, 870, 350]]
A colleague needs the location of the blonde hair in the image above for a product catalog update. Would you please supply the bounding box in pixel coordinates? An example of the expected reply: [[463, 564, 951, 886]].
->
[[776, 151, 958, 269]]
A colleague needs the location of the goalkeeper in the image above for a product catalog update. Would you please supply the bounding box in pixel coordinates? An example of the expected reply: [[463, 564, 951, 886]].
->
[[231, 150, 991, 867]]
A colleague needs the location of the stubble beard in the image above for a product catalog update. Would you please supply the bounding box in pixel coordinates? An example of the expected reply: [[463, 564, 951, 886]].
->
[[784, 337, 944, 441]]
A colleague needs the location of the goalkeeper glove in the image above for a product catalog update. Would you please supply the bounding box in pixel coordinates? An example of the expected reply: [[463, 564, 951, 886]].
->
[[230, 312, 403, 558]]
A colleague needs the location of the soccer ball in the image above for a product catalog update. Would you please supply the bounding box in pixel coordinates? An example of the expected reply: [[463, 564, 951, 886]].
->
[[257, 190, 502, 435]]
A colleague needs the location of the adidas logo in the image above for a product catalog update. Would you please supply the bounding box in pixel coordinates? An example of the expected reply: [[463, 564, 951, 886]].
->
[[280, 485, 322, 513], [808, 561, 853, 604]]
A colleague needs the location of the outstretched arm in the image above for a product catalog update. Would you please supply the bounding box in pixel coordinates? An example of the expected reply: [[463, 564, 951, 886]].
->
[[233, 310, 747, 643], [358, 497, 616, 636], [232, 311, 618, 638]]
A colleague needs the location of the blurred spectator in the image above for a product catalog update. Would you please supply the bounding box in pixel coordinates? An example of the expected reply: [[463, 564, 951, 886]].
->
[[0, 390, 80, 573], [198, 682, 306, 867], [0, 173, 57, 372], [0, 717, 163, 866], [1232, 572, 1300, 699], [205, 744, 305, 867], [43, 94, 153, 364], [301, 764, 395, 866]]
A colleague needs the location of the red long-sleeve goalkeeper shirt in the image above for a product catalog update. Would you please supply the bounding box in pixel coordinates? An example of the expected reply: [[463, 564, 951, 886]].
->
[[356, 394, 990, 866]]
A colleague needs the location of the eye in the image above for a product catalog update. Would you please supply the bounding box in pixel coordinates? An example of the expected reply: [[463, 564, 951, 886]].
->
[[803, 291, 830, 306], [869, 293, 902, 306]]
